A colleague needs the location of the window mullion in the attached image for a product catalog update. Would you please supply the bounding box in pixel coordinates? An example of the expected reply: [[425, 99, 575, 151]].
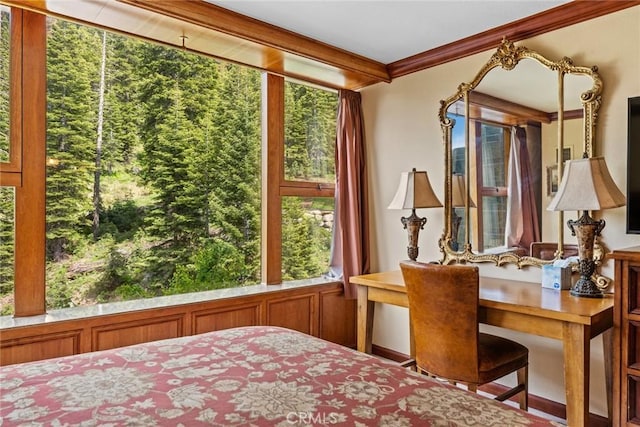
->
[[261, 73, 283, 285], [13, 9, 46, 316]]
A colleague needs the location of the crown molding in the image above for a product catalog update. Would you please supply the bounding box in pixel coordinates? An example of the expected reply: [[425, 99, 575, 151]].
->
[[388, 1, 639, 79]]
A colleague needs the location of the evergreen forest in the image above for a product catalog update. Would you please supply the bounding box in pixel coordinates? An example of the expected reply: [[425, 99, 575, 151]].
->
[[0, 17, 337, 315]]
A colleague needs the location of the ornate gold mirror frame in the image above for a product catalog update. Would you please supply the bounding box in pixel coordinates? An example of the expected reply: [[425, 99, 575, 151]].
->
[[438, 38, 603, 269]]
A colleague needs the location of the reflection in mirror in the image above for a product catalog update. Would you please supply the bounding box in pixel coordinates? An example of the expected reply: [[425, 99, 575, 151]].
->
[[438, 39, 603, 268]]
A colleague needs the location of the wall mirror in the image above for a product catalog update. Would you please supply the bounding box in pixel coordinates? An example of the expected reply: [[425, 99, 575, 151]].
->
[[438, 38, 603, 268]]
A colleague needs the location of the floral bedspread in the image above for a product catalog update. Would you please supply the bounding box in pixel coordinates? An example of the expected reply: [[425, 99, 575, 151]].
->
[[0, 326, 560, 426]]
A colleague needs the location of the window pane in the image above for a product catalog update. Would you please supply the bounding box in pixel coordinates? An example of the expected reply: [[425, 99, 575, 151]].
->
[[282, 196, 333, 281], [449, 113, 466, 175], [0, 6, 10, 163], [482, 195, 507, 250], [481, 124, 506, 187], [45, 18, 261, 309], [0, 186, 14, 315], [284, 81, 337, 182]]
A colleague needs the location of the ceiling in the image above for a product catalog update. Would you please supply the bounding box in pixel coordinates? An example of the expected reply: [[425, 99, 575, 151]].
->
[[205, 1, 569, 64]]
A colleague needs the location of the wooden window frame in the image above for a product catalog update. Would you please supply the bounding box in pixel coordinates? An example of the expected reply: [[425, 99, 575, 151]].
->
[[3, 8, 46, 316], [0, 7, 23, 183], [472, 121, 509, 252], [262, 74, 335, 284]]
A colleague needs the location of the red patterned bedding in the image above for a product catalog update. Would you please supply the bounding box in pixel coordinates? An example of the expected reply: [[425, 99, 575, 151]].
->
[[0, 326, 560, 426]]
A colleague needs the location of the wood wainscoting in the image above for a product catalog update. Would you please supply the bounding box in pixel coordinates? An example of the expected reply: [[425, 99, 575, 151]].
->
[[0, 282, 356, 366]]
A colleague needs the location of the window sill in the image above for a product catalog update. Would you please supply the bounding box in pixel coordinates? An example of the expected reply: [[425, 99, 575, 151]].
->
[[0, 276, 341, 330]]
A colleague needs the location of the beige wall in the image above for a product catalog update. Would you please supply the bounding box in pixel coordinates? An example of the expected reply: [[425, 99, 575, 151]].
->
[[360, 6, 640, 415]]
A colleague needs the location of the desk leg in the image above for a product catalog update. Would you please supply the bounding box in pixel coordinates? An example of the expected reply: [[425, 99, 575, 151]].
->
[[563, 322, 590, 427], [603, 328, 613, 425], [357, 285, 374, 354]]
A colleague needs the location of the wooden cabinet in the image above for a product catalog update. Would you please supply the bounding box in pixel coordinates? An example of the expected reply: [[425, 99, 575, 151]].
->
[[613, 246, 640, 426]]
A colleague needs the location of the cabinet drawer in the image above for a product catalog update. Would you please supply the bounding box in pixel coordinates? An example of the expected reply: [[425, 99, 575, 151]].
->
[[628, 374, 640, 425], [628, 265, 640, 314]]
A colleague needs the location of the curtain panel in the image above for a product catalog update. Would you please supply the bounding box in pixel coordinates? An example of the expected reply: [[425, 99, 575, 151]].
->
[[328, 90, 370, 299]]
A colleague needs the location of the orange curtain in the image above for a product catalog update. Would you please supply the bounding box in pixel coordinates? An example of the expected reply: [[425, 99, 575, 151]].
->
[[328, 90, 370, 299]]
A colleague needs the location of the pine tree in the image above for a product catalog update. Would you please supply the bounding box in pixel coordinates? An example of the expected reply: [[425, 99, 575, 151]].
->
[[46, 19, 101, 261], [0, 187, 14, 304], [102, 34, 144, 170], [93, 30, 107, 240], [208, 64, 261, 284]]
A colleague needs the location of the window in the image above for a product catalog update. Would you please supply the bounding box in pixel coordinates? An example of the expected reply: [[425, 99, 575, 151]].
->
[[3, 10, 339, 316], [281, 81, 337, 281], [43, 19, 263, 308], [474, 122, 509, 251], [284, 81, 336, 183], [0, 6, 15, 315], [0, 187, 13, 315]]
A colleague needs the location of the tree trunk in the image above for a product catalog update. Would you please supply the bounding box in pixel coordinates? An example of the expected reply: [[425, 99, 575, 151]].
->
[[93, 31, 107, 240]]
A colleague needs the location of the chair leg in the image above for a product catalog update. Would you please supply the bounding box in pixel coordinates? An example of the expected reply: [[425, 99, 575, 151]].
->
[[517, 365, 528, 411]]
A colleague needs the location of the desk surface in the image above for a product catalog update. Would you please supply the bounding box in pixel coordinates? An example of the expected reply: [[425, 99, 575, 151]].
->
[[350, 270, 614, 326]]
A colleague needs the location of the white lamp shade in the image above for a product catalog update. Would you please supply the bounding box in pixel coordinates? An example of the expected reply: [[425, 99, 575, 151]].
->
[[388, 169, 442, 210], [547, 156, 626, 211]]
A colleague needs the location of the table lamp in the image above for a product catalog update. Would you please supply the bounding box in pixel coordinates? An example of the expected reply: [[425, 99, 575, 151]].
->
[[451, 173, 475, 251], [388, 168, 442, 261], [547, 156, 626, 297]]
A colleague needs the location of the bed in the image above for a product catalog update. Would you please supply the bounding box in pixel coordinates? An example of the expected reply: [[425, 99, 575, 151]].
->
[[0, 326, 560, 426]]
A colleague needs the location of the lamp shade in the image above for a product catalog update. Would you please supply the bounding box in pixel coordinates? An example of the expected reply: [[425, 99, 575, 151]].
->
[[452, 174, 476, 208], [388, 169, 442, 210], [547, 156, 626, 211]]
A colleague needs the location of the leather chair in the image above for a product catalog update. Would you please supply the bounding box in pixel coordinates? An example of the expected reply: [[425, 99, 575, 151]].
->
[[400, 260, 529, 410]]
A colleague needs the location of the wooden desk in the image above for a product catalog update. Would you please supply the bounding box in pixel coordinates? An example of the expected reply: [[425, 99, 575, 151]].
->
[[351, 270, 614, 427]]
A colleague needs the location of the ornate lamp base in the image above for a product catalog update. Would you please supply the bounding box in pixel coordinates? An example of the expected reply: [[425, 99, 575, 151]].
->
[[568, 211, 605, 298], [401, 209, 427, 261]]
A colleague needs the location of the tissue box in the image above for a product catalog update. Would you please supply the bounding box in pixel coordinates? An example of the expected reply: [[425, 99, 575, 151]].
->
[[541, 264, 571, 290]]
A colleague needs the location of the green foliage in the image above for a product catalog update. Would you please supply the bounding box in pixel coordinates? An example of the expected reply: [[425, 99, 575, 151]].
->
[[281, 197, 332, 281], [166, 238, 245, 294], [46, 265, 75, 309], [284, 82, 337, 181], [46, 20, 102, 261], [0, 188, 14, 303], [100, 199, 144, 241]]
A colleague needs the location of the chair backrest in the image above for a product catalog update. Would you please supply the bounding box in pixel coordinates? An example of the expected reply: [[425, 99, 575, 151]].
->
[[400, 260, 480, 383]]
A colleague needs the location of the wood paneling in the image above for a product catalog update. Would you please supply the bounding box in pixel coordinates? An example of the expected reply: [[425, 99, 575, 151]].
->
[[613, 246, 640, 426], [92, 315, 183, 351], [0, 282, 354, 366], [0, 330, 80, 365], [266, 293, 315, 335], [192, 302, 261, 334], [319, 289, 356, 347]]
